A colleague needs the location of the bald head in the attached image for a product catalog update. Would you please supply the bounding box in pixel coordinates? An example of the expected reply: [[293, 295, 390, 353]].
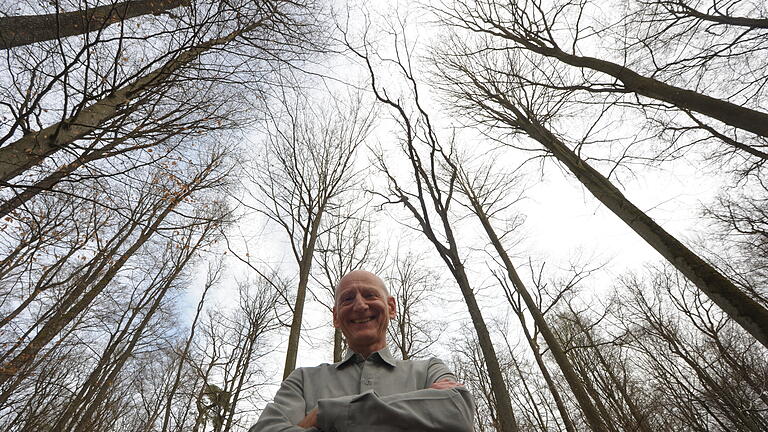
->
[[335, 270, 388, 301], [333, 270, 395, 357]]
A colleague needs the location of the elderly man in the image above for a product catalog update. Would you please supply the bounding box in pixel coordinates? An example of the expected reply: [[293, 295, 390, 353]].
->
[[251, 270, 474, 431]]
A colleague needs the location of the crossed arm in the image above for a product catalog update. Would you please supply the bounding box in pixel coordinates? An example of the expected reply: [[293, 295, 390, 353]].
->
[[251, 368, 474, 432], [297, 378, 472, 430]]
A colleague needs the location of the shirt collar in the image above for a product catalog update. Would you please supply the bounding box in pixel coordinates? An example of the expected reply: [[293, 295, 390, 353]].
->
[[336, 346, 397, 369]]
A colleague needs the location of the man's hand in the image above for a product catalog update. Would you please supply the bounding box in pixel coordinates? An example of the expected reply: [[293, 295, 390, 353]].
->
[[297, 408, 318, 429], [430, 378, 465, 390]]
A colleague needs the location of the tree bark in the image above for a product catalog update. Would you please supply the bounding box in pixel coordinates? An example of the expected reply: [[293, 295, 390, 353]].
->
[[333, 328, 343, 363], [0, 0, 190, 50]]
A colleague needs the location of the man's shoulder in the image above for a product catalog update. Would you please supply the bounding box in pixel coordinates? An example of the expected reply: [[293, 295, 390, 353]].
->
[[389, 356, 452, 376], [293, 361, 338, 374], [396, 356, 448, 366]]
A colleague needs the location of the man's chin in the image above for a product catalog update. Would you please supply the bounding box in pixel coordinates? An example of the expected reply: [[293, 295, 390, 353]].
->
[[347, 332, 384, 347]]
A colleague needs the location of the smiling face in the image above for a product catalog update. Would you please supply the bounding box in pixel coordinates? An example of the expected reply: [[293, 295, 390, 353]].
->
[[333, 270, 396, 358]]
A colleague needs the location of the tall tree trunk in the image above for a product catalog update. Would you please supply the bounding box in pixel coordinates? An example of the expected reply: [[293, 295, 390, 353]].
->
[[489, 96, 768, 349], [160, 263, 220, 432], [506, 298, 576, 432], [0, 0, 190, 50], [450, 264, 520, 432], [0, 25, 252, 184], [282, 214, 323, 379]]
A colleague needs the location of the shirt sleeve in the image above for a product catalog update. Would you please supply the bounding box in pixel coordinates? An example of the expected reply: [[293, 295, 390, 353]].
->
[[317, 387, 475, 432], [425, 357, 458, 385], [250, 368, 321, 432]]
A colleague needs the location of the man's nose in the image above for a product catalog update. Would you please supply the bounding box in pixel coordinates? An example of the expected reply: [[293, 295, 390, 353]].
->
[[351, 294, 368, 311]]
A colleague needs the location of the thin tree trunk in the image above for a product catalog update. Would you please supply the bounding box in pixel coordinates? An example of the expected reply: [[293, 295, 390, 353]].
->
[[506, 297, 576, 432], [462, 177, 609, 432], [282, 214, 323, 379], [0, 0, 190, 50], [160, 264, 219, 432], [572, 359, 620, 432], [508, 350, 548, 431], [0, 170, 203, 400], [333, 328, 343, 363], [72, 229, 207, 431], [572, 316, 652, 432]]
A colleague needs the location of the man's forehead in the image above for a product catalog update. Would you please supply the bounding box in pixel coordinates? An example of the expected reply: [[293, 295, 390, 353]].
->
[[335, 271, 387, 296]]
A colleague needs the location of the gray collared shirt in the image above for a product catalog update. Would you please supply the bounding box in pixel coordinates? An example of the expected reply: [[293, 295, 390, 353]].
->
[[251, 347, 474, 432]]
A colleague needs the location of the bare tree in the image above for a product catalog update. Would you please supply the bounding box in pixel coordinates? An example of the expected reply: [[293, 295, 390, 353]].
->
[[0, 0, 322, 195], [0, 148, 229, 405], [240, 90, 374, 378], [159, 260, 223, 432], [430, 15, 768, 348], [190, 278, 281, 432], [342, 21, 522, 432], [456, 158, 608, 431], [433, 0, 768, 148], [609, 265, 768, 430], [385, 248, 444, 360], [311, 204, 381, 362]]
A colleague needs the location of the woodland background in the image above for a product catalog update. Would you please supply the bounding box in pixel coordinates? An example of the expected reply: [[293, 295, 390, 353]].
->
[[0, 0, 767, 431]]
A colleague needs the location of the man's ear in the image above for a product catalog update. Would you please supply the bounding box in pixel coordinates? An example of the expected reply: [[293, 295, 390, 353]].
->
[[332, 306, 339, 328], [387, 296, 396, 319]]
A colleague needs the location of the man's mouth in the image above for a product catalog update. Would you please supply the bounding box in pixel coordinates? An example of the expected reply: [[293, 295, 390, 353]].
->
[[351, 317, 375, 324]]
